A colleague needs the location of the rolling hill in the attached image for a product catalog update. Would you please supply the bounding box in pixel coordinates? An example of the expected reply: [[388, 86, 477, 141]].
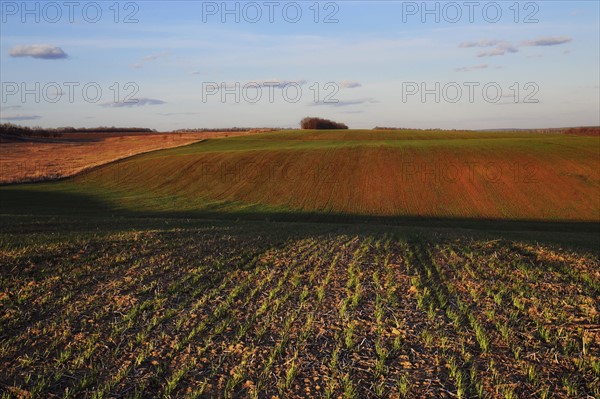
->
[[2, 130, 599, 223]]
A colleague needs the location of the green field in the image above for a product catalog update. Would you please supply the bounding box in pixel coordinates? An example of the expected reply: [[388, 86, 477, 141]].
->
[[1, 130, 599, 398], [1, 130, 599, 222]]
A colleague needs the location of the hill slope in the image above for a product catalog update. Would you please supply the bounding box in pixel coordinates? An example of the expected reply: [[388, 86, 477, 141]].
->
[[2, 130, 599, 222]]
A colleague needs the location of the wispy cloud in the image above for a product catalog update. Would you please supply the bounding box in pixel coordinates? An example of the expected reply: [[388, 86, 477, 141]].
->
[[455, 64, 488, 72], [477, 47, 518, 57], [459, 39, 507, 48], [339, 80, 362, 89], [521, 36, 572, 46], [156, 112, 201, 116], [132, 52, 171, 69], [0, 114, 42, 121], [458, 40, 518, 57], [460, 36, 573, 58], [0, 105, 23, 111], [100, 98, 166, 108], [257, 79, 308, 88], [221, 79, 308, 89], [9, 44, 68, 59], [311, 98, 379, 107]]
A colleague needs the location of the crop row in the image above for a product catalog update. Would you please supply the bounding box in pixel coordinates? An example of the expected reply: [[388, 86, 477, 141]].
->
[[1, 223, 598, 398]]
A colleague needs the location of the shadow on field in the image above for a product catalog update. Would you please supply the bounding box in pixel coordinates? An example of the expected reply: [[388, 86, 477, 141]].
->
[[2, 187, 599, 251]]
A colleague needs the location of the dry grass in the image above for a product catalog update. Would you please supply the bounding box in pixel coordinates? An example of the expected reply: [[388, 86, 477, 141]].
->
[[0, 131, 256, 184]]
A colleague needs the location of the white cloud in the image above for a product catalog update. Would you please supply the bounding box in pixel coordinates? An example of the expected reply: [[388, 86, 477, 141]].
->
[[9, 44, 68, 59]]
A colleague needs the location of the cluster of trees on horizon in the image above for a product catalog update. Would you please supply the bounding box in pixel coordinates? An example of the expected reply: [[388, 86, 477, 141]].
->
[[300, 117, 349, 130]]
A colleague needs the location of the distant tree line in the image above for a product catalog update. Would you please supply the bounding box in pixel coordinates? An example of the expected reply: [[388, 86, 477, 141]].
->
[[0, 123, 155, 137], [301, 117, 348, 130], [0, 123, 63, 137], [371, 127, 600, 135], [55, 126, 155, 133], [173, 127, 279, 133], [561, 126, 599, 136]]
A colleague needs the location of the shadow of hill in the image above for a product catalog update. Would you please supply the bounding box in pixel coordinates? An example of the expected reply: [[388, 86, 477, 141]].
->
[[1, 187, 599, 251]]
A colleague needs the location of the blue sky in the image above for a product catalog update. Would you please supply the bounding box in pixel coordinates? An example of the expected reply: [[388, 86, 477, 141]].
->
[[1, 0, 598, 130]]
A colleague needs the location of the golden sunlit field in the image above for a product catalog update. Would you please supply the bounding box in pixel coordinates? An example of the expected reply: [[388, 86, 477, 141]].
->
[[0, 131, 257, 184]]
